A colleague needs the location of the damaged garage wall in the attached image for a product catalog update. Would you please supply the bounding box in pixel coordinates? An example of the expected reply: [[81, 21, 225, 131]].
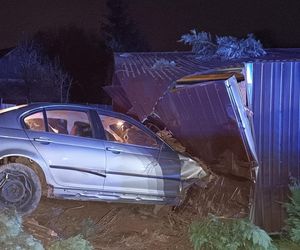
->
[[152, 76, 257, 220], [108, 51, 257, 221], [107, 49, 300, 232], [105, 52, 243, 120], [153, 77, 257, 180]]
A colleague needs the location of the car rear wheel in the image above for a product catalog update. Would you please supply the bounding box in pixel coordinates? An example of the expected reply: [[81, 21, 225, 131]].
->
[[0, 163, 42, 216]]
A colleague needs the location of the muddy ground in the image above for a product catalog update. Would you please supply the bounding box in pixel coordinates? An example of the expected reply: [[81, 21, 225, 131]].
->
[[23, 176, 251, 250], [25, 198, 191, 249]]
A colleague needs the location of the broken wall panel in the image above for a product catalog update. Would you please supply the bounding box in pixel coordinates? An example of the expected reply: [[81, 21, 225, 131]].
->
[[109, 49, 300, 232], [251, 60, 300, 232], [104, 85, 132, 114], [154, 79, 255, 180]]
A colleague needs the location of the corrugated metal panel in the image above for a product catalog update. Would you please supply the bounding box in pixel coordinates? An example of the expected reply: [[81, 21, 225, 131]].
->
[[109, 50, 300, 232], [111, 50, 300, 121], [252, 61, 300, 232], [154, 78, 257, 180], [113, 52, 243, 120], [103, 85, 132, 114]]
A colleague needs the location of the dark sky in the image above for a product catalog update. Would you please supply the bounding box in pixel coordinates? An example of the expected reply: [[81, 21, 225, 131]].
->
[[1, 0, 300, 51]]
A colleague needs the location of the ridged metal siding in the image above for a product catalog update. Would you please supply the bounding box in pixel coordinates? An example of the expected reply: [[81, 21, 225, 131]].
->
[[153, 79, 255, 179], [252, 61, 300, 232], [109, 51, 300, 232], [112, 52, 243, 120]]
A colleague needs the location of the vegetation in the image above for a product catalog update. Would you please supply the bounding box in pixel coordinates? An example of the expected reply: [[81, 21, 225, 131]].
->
[[0, 210, 44, 250], [285, 179, 300, 244], [0, 39, 72, 103], [179, 29, 266, 59], [189, 181, 300, 250], [271, 182, 300, 250], [272, 237, 300, 250], [0, 209, 92, 250], [48, 235, 92, 250], [101, 0, 149, 52], [190, 214, 276, 250], [34, 26, 112, 104]]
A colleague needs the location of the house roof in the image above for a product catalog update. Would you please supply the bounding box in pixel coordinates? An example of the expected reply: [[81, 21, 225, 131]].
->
[[0, 47, 14, 59], [113, 49, 300, 83], [0, 48, 22, 79], [110, 49, 300, 121]]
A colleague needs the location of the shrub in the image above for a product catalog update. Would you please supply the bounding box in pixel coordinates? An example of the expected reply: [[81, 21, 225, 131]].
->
[[48, 235, 93, 250], [0, 210, 44, 250], [285, 180, 300, 243], [190, 214, 276, 250], [0, 209, 93, 250], [179, 29, 266, 59]]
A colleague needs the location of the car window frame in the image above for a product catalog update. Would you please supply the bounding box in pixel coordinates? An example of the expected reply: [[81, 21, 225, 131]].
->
[[21, 108, 47, 132], [21, 106, 98, 140], [97, 110, 162, 149], [44, 107, 96, 139]]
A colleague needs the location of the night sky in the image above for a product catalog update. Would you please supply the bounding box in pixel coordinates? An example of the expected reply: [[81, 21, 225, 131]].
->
[[1, 0, 300, 51]]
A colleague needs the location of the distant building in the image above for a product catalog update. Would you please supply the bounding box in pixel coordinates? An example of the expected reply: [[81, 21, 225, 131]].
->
[[0, 47, 28, 104]]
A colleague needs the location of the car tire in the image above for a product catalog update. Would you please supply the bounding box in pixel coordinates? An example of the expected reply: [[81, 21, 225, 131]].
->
[[0, 163, 42, 216]]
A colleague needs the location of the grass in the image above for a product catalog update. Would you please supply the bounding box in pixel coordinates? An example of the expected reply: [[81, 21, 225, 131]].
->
[[272, 236, 300, 250]]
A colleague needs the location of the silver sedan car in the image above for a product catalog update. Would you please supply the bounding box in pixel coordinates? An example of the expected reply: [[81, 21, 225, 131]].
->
[[0, 103, 205, 215]]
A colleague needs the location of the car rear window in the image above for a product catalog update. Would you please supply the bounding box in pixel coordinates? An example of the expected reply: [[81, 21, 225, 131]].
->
[[24, 112, 46, 131]]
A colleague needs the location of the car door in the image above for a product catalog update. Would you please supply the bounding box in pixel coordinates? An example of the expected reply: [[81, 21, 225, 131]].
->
[[98, 112, 181, 202], [23, 107, 106, 190]]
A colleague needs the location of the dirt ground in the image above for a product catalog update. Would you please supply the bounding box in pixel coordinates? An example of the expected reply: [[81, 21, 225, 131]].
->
[[23, 176, 251, 250], [24, 198, 191, 250]]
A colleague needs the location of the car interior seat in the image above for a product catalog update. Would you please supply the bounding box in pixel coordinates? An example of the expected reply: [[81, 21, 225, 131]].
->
[[70, 121, 92, 137]]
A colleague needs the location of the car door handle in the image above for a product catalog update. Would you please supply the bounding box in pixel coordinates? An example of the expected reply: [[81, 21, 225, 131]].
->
[[106, 147, 122, 154], [33, 137, 52, 144]]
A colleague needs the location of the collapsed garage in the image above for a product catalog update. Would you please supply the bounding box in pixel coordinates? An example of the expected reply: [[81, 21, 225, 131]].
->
[[105, 49, 300, 232]]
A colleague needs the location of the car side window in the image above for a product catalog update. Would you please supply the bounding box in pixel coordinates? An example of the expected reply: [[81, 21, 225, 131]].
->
[[46, 110, 93, 138], [24, 112, 46, 131], [99, 115, 158, 148]]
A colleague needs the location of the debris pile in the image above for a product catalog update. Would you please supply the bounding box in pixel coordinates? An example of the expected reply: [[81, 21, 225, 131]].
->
[[156, 128, 253, 219]]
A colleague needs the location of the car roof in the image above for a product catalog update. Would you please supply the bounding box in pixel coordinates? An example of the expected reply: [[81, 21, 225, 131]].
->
[[0, 103, 142, 130], [1, 102, 113, 115], [0, 102, 171, 149]]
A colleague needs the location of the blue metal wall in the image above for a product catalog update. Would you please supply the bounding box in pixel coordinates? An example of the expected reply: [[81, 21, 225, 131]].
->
[[252, 60, 300, 232]]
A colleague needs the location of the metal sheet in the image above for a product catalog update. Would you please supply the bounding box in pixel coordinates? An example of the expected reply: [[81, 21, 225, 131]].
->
[[112, 52, 243, 120], [154, 78, 257, 180], [109, 49, 300, 232], [251, 61, 300, 232], [103, 85, 132, 114], [111, 49, 300, 121]]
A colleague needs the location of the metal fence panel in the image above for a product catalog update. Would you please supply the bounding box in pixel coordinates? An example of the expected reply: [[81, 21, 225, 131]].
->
[[252, 61, 300, 232]]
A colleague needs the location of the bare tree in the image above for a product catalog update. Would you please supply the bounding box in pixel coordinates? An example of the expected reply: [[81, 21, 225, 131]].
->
[[11, 40, 72, 103], [42, 57, 73, 103]]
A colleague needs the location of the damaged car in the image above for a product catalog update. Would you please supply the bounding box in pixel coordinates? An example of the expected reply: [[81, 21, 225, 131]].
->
[[0, 103, 205, 215]]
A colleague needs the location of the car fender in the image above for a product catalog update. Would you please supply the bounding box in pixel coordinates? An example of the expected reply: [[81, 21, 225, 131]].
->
[[0, 128, 56, 188], [0, 150, 56, 187]]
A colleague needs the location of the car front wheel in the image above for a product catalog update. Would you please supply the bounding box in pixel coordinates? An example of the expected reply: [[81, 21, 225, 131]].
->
[[0, 163, 42, 215]]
